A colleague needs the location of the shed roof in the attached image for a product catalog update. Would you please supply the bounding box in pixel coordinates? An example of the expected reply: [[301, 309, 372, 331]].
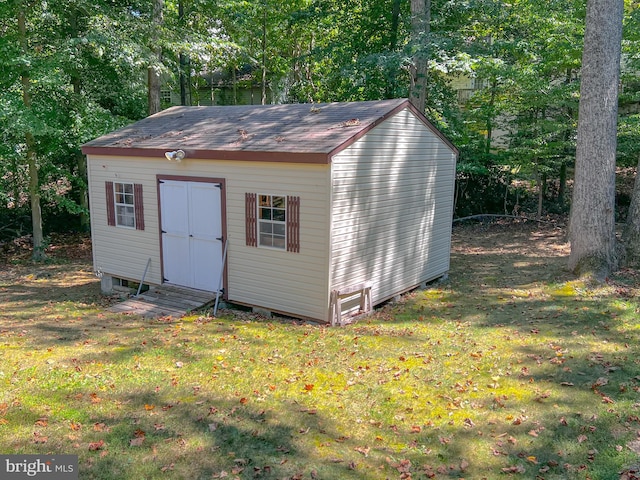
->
[[82, 98, 457, 164]]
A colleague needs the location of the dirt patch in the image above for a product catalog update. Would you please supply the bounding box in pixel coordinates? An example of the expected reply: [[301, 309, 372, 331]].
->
[[450, 219, 571, 289], [0, 233, 92, 265]]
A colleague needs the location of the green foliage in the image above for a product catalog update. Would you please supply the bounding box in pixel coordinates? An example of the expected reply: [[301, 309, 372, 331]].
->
[[2, 0, 640, 232]]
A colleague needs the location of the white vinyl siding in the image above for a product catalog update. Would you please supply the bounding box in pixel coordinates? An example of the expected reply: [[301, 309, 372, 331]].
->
[[87, 156, 331, 321], [329, 108, 456, 307]]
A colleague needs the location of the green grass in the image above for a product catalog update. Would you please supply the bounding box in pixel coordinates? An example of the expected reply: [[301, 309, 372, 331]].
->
[[1, 224, 640, 479]]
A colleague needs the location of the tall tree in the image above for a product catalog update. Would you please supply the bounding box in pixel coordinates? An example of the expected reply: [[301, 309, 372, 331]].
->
[[148, 0, 164, 114], [624, 154, 640, 266], [17, 4, 45, 260], [568, 0, 624, 279], [409, 0, 430, 112]]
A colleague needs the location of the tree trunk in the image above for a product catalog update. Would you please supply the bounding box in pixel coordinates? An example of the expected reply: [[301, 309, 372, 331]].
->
[[558, 160, 567, 204], [623, 158, 640, 266], [485, 79, 498, 155], [568, 0, 623, 280], [70, 8, 90, 231], [409, 0, 430, 113], [261, 3, 268, 105], [148, 0, 163, 115], [231, 64, 237, 105], [178, 0, 189, 106], [385, 0, 402, 99], [18, 8, 45, 261], [390, 0, 401, 51], [537, 171, 546, 221]]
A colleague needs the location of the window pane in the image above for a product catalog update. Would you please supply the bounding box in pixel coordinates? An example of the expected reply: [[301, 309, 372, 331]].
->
[[116, 205, 135, 228], [272, 236, 285, 249], [259, 207, 272, 220], [274, 224, 285, 236], [272, 196, 285, 208], [259, 235, 272, 247], [117, 214, 135, 228], [259, 222, 273, 234], [259, 195, 271, 207], [273, 208, 285, 222], [123, 183, 134, 194]]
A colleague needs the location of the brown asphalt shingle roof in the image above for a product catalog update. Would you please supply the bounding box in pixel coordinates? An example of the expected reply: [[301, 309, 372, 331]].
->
[[82, 99, 456, 163]]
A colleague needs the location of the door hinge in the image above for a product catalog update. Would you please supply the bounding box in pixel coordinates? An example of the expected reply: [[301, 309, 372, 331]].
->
[[163, 277, 169, 282], [215, 183, 222, 189], [161, 230, 167, 234], [158, 180, 165, 184], [217, 236, 224, 242]]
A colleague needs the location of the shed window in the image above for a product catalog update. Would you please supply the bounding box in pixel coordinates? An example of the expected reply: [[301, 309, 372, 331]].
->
[[106, 181, 145, 230], [259, 194, 286, 249], [245, 193, 299, 252]]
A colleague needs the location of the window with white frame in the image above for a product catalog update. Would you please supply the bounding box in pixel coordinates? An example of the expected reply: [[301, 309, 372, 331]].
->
[[161, 89, 172, 104], [258, 194, 286, 249], [114, 182, 136, 228]]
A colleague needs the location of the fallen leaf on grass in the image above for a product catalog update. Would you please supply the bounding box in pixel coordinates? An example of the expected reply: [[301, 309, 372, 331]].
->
[[502, 465, 526, 474], [592, 377, 608, 388], [354, 446, 370, 457], [93, 423, 108, 432], [34, 417, 48, 427], [89, 440, 105, 451]]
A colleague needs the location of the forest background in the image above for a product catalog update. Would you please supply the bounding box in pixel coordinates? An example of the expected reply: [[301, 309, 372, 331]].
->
[[1, 0, 640, 250]]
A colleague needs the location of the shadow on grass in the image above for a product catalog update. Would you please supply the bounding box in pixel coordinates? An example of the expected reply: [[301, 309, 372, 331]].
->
[[77, 390, 375, 479]]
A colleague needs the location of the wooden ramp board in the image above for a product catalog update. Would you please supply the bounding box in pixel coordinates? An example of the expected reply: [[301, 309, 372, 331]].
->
[[108, 285, 217, 318]]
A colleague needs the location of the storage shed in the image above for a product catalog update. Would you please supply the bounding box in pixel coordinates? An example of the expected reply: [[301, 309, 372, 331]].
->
[[82, 98, 458, 324]]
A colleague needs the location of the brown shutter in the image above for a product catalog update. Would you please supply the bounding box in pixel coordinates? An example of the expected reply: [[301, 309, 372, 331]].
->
[[245, 193, 257, 247], [134, 183, 145, 231], [287, 195, 300, 253], [105, 181, 116, 226]]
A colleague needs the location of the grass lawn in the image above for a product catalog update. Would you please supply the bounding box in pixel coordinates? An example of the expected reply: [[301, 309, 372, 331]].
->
[[1, 223, 640, 479]]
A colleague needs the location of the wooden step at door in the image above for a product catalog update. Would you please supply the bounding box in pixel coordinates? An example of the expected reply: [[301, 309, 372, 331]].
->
[[108, 285, 217, 318]]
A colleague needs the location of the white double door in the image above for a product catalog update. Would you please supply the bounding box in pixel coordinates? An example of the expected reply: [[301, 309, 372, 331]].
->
[[160, 180, 223, 292]]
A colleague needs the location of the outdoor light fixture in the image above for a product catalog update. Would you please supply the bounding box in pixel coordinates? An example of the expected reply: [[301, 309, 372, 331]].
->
[[165, 149, 185, 162]]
